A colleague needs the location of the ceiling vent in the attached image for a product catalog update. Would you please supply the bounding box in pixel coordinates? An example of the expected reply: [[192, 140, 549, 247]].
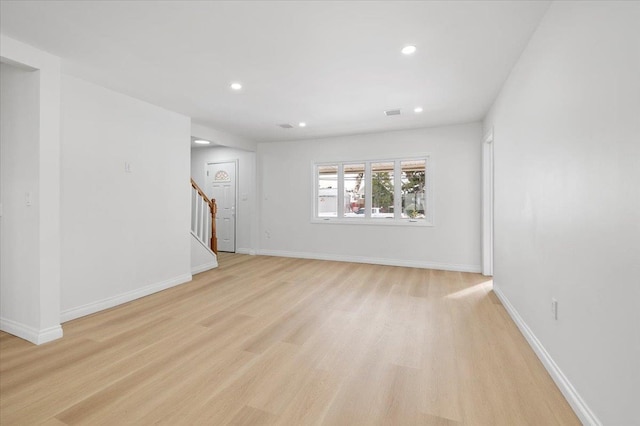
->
[[384, 109, 401, 116], [278, 123, 294, 129]]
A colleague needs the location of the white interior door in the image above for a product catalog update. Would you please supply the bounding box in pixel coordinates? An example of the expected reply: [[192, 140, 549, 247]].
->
[[207, 161, 236, 252]]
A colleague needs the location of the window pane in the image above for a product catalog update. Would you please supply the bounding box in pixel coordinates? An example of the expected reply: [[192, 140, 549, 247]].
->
[[401, 159, 426, 219], [371, 161, 394, 218], [343, 164, 365, 217], [317, 165, 338, 217]]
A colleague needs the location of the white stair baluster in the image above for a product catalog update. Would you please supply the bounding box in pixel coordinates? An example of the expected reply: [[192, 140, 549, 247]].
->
[[190, 179, 217, 255]]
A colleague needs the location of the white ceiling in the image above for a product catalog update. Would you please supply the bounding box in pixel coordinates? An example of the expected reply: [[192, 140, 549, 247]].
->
[[1, 1, 549, 143]]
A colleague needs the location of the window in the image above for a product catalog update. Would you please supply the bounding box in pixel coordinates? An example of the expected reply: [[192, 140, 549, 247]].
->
[[401, 159, 426, 219], [343, 163, 365, 217], [317, 164, 338, 217], [313, 156, 432, 225], [371, 162, 394, 218]]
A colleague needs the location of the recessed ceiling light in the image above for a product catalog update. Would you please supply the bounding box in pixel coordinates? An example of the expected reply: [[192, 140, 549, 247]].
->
[[230, 82, 242, 90], [401, 45, 417, 55], [298, 122, 307, 128], [414, 107, 423, 113], [194, 139, 210, 145]]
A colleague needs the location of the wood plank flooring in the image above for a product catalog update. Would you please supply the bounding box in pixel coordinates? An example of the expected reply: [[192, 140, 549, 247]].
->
[[0, 253, 580, 425]]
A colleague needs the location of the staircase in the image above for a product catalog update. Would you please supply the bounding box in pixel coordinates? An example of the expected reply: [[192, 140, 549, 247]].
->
[[190, 178, 218, 273]]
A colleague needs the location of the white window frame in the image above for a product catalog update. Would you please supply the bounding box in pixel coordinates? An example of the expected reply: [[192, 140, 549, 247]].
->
[[312, 156, 434, 227]]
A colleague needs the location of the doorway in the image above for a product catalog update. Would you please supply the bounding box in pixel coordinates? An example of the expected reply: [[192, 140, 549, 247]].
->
[[482, 128, 494, 276], [1, 62, 40, 330], [206, 161, 237, 252]]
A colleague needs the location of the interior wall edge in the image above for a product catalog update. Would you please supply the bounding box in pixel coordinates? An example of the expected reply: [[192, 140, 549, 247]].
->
[[493, 283, 602, 426], [0, 318, 63, 345]]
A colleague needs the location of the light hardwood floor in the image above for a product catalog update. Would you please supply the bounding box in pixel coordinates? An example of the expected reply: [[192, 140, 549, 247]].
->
[[0, 253, 579, 425]]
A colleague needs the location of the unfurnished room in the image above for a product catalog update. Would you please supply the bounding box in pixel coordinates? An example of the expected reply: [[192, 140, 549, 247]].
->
[[0, 1, 638, 425]]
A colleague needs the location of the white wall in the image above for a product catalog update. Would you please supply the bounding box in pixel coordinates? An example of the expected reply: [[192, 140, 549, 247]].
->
[[192, 122, 257, 152], [190, 233, 218, 275], [257, 123, 482, 271], [191, 146, 256, 253], [0, 63, 40, 331], [0, 35, 62, 345], [484, 2, 640, 424], [60, 74, 192, 321]]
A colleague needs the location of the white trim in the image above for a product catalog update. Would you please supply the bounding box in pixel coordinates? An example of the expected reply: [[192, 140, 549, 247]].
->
[[1, 35, 63, 338], [256, 249, 481, 273], [60, 274, 192, 323], [393, 160, 402, 219], [310, 218, 433, 227], [482, 127, 494, 276], [192, 261, 218, 275], [364, 162, 372, 219], [190, 230, 216, 256], [493, 284, 602, 426], [0, 318, 63, 345], [236, 248, 256, 255], [426, 155, 435, 225], [337, 163, 345, 218], [312, 155, 433, 225]]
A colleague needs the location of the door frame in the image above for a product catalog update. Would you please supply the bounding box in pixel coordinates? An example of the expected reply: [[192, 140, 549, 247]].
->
[[206, 159, 239, 253], [482, 128, 494, 276]]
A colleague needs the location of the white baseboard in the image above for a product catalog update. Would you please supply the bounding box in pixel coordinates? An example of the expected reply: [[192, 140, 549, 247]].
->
[[0, 318, 63, 345], [192, 260, 218, 275], [493, 284, 601, 426], [256, 249, 481, 273], [60, 273, 192, 323], [236, 248, 256, 255]]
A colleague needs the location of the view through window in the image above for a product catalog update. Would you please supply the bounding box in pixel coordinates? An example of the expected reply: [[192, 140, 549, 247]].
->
[[315, 157, 431, 224], [401, 159, 426, 219], [343, 163, 365, 217], [371, 162, 394, 217], [317, 164, 338, 217]]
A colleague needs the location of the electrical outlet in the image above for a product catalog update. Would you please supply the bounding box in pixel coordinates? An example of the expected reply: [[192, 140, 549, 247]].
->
[[551, 298, 558, 320], [265, 230, 271, 239]]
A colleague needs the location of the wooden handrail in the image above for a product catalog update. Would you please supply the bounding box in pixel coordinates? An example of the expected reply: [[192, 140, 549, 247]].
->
[[191, 178, 212, 207], [190, 178, 217, 254]]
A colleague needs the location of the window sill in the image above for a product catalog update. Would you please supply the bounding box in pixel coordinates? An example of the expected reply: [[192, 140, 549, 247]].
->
[[311, 218, 434, 227]]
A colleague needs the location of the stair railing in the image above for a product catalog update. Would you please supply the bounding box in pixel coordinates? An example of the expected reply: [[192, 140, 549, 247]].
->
[[190, 178, 217, 254]]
